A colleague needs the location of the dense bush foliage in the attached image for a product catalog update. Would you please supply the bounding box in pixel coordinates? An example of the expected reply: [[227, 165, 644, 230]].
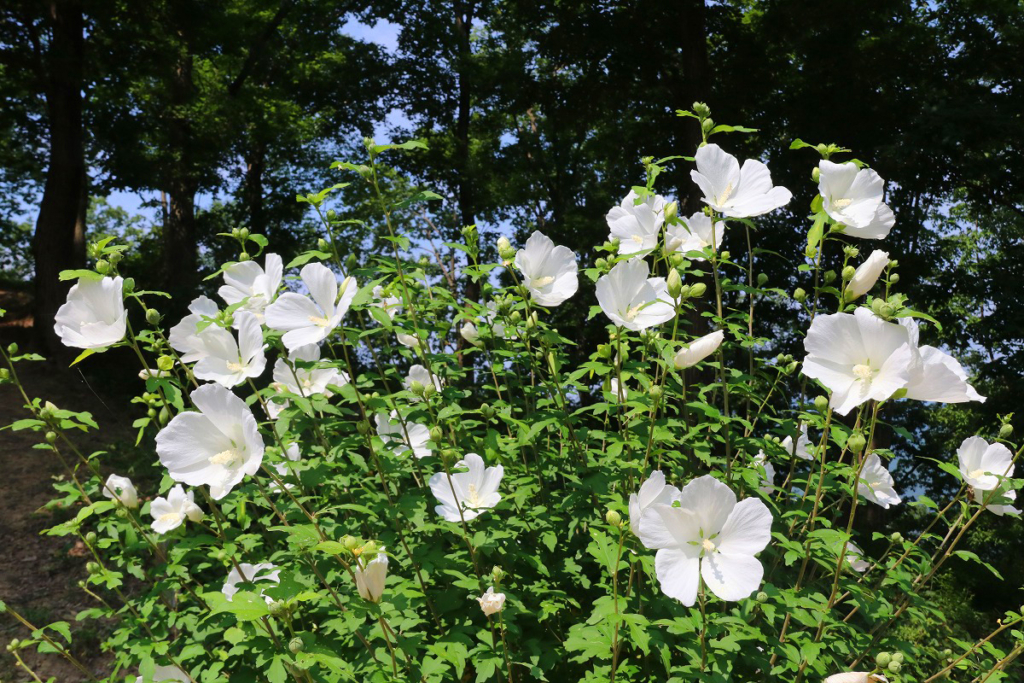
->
[[1, 110, 1021, 683]]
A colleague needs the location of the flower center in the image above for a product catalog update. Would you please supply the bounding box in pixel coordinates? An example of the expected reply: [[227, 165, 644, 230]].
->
[[630, 234, 645, 245], [832, 197, 853, 209], [852, 363, 875, 381], [532, 276, 555, 288], [718, 182, 735, 205], [464, 483, 483, 508], [308, 315, 330, 328], [969, 469, 987, 481], [702, 538, 717, 554], [210, 449, 243, 468], [226, 361, 245, 372], [624, 304, 643, 321], [159, 512, 183, 524]]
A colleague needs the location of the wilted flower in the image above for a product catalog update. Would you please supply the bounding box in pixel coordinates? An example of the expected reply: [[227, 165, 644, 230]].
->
[[138, 368, 170, 380], [149, 485, 204, 534], [354, 547, 388, 603], [638, 475, 772, 605], [514, 231, 579, 306], [53, 276, 127, 349], [674, 330, 725, 369], [900, 318, 985, 404], [169, 296, 220, 363], [690, 144, 792, 218], [429, 452, 504, 522], [753, 451, 776, 494], [781, 424, 813, 461], [102, 474, 138, 508], [846, 250, 889, 299], [155, 384, 265, 499], [222, 562, 280, 602], [396, 331, 422, 349], [404, 364, 442, 399], [477, 587, 506, 616], [192, 312, 267, 387], [596, 259, 675, 331], [218, 253, 283, 319], [958, 436, 1014, 490], [818, 160, 895, 240], [375, 411, 431, 459], [857, 453, 901, 509], [606, 190, 666, 255], [371, 285, 401, 320], [665, 212, 723, 260], [135, 664, 190, 683], [629, 471, 680, 537], [265, 263, 356, 350], [268, 343, 348, 418], [802, 308, 914, 416]]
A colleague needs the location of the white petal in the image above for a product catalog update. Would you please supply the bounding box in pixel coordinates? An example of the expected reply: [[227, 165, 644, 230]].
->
[[701, 552, 763, 601]]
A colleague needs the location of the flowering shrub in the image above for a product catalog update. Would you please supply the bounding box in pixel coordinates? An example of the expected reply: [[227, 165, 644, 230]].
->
[[1, 106, 1021, 683]]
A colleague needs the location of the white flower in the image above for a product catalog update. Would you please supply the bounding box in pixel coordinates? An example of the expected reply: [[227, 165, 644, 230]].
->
[[264, 263, 356, 350], [638, 474, 772, 605], [514, 231, 579, 306], [665, 212, 723, 259], [857, 453, 901, 509], [846, 250, 889, 299], [192, 312, 267, 387], [138, 368, 170, 380], [802, 308, 914, 416], [958, 436, 1014, 490], [404, 364, 442, 398], [753, 451, 776, 494], [690, 144, 792, 218], [846, 542, 871, 573], [825, 673, 889, 683], [460, 322, 481, 347], [371, 285, 402, 320], [608, 377, 627, 402], [596, 259, 675, 331], [218, 253, 283, 319], [102, 474, 138, 508], [900, 318, 985, 404], [136, 664, 190, 683], [477, 587, 506, 616], [397, 331, 423, 349], [354, 547, 388, 603], [974, 487, 1020, 517], [628, 471, 680, 537], [375, 411, 431, 459], [270, 443, 301, 493], [155, 384, 265, 499], [429, 453, 503, 522], [818, 160, 895, 240], [674, 330, 725, 369], [53, 276, 127, 349], [268, 344, 348, 418], [606, 190, 666, 255], [169, 296, 220, 363], [222, 562, 281, 602], [149, 485, 204, 534], [781, 424, 813, 461]]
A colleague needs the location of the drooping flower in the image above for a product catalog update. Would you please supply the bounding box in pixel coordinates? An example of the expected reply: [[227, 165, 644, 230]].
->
[[845, 542, 871, 573], [477, 587, 506, 616], [638, 474, 772, 605], [824, 672, 889, 683], [818, 160, 895, 240], [354, 547, 388, 603], [264, 263, 356, 350], [665, 212, 723, 260], [218, 253, 283, 320], [138, 368, 170, 380], [958, 436, 1014, 490], [155, 384, 265, 499], [135, 664, 190, 683], [429, 453, 504, 522], [629, 471, 680, 537], [404, 364, 442, 398], [222, 562, 281, 602], [846, 250, 889, 299], [53, 276, 127, 349], [268, 344, 348, 418], [973, 487, 1020, 517], [149, 485, 204, 534], [169, 296, 220, 363], [596, 258, 675, 331], [781, 424, 813, 461], [375, 411, 431, 459], [606, 190, 666, 255], [802, 308, 914, 416], [857, 453, 901, 509], [102, 474, 138, 508], [900, 318, 985, 404], [690, 144, 792, 218], [459, 322, 481, 347], [753, 451, 776, 494], [674, 330, 725, 369], [192, 312, 267, 387], [514, 231, 579, 306], [371, 285, 402, 320], [396, 331, 423, 349]]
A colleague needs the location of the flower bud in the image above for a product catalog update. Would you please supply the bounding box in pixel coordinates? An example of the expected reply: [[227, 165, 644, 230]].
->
[[597, 344, 612, 359], [356, 420, 370, 436], [841, 265, 856, 281], [755, 591, 768, 603], [409, 380, 425, 396], [692, 102, 711, 118], [888, 661, 901, 673], [546, 352, 557, 375], [720, 250, 730, 261], [0, 368, 9, 382], [45, 431, 58, 444], [158, 406, 171, 426], [793, 288, 807, 303], [429, 426, 443, 443], [147, 408, 157, 419], [649, 385, 663, 402], [86, 561, 101, 575], [157, 355, 175, 371], [317, 238, 330, 251], [879, 303, 895, 318], [289, 637, 304, 654], [441, 448, 458, 464], [889, 273, 900, 284], [891, 652, 904, 664], [814, 395, 829, 413], [497, 236, 516, 262], [238, 251, 251, 262], [663, 201, 678, 223], [238, 228, 250, 241], [823, 270, 837, 284], [345, 254, 357, 271], [85, 531, 97, 544], [96, 259, 110, 274], [689, 283, 707, 298], [122, 277, 135, 293], [7, 343, 18, 355], [669, 252, 684, 267], [786, 361, 799, 374], [268, 601, 289, 618], [756, 273, 768, 287], [509, 311, 521, 325], [343, 535, 361, 551], [480, 403, 495, 420], [7, 638, 19, 651], [666, 269, 683, 299], [875, 652, 892, 668], [811, 167, 820, 182], [491, 566, 506, 582], [595, 257, 608, 270], [999, 423, 1013, 439], [890, 532, 904, 544], [701, 117, 715, 132], [605, 509, 622, 526], [871, 298, 885, 315], [847, 433, 867, 454], [326, 208, 337, 219]]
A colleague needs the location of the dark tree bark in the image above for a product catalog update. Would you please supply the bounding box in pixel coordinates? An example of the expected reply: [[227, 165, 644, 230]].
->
[[678, 0, 709, 214], [162, 46, 199, 299], [455, 1, 479, 308], [244, 140, 266, 235], [31, 0, 86, 353]]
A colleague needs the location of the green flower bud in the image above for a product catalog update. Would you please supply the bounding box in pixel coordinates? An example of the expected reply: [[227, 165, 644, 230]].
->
[[692, 102, 711, 118], [793, 288, 807, 303], [664, 201, 678, 222], [509, 311, 522, 325], [289, 637, 304, 654], [879, 303, 895, 318], [889, 259, 899, 268], [891, 652, 904, 664], [122, 277, 135, 293], [497, 236, 516, 262], [343, 535, 360, 550], [824, 270, 837, 284], [890, 532, 904, 544], [649, 385, 663, 402], [597, 344, 612, 359], [317, 238, 330, 251], [689, 283, 707, 298], [669, 253, 684, 267], [847, 433, 867, 454], [871, 298, 885, 315], [238, 228, 250, 241], [786, 361, 799, 374], [480, 403, 495, 420], [595, 257, 608, 270], [701, 117, 715, 132], [84, 531, 97, 544], [86, 561, 101, 575], [409, 380, 425, 396], [0, 368, 9, 382], [720, 250, 730, 261], [429, 426, 443, 443], [998, 423, 1013, 439], [605, 509, 622, 526], [875, 652, 892, 668], [158, 407, 170, 426], [423, 383, 437, 400], [814, 394, 830, 413], [157, 355, 175, 371], [756, 273, 768, 287], [842, 265, 856, 281], [7, 638, 19, 651], [356, 420, 370, 436], [889, 273, 900, 284], [238, 252, 251, 262], [667, 269, 683, 299], [145, 309, 161, 326], [45, 431, 58, 444], [755, 591, 768, 603], [268, 601, 288, 618], [491, 566, 506, 582], [888, 661, 902, 673], [441, 448, 458, 464], [345, 254, 357, 271], [96, 259, 110, 274], [147, 408, 157, 419], [359, 541, 378, 557], [811, 167, 820, 182], [942, 649, 952, 657], [7, 343, 18, 355]]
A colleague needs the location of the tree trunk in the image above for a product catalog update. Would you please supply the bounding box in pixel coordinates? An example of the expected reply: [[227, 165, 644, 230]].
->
[[455, 2, 478, 307], [244, 140, 266, 236], [162, 46, 199, 301], [678, 0, 709, 213], [32, 0, 86, 353]]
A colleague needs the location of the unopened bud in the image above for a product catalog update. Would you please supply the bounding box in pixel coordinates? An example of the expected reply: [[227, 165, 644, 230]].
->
[[786, 361, 799, 374], [669, 253, 684, 267], [423, 383, 436, 399], [755, 591, 768, 603], [701, 117, 715, 132], [692, 102, 711, 118], [847, 433, 867, 454], [756, 273, 768, 287], [814, 395, 829, 413], [666, 269, 683, 299], [343, 535, 360, 550], [491, 566, 506, 582], [157, 355, 175, 371], [145, 308, 161, 325], [597, 344, 612, 359], [317, 238, 330, 251], [0, 368, 10, 382], [7, 343, 18, 355], [480, 403, 495, 420], [811, 167, 820, 182], [999, 423, 1013, 439], [649, 385, 663, 402], [871, 298, 885, 315], [441, 448, 458, 464], [356, 420, 370, 436], [95, 259, 110, 274], [689, 283, 707, 298], [595, 257, 608, 270], [409, 380, 425, 396], [497, 236, 515, 262], [84, 531, 97, 544], [891, 652, 904, 664], [158, 407, 170, 425], [888, 661, 901, 673], [45, 431, 58, 444], [509, 311, 521, 325], [720, 250, 730, 261], [605, 509, 622, 526], [664, 201, 678, 222], [86, 561, 101, 575], [876, 652, 892, 668], [793, 288, 807, 303], [345, 254, 357, 271], [289, 637, 304, 654], [841, 265, 856, 281], [360, 541, 378, 557], [879, 303, 895, 318], [546, 352, 557, 375], [824, 270, 837, 284], [239, 252, 252, 262], [268, 601, 288, 617], [238, 228, 250, 241], [147, 408, 157, 419], [889, 273, 900, 284], [890, 532, 904, 544], [429, 426, 443, 442], [122, 277, 135, 293]]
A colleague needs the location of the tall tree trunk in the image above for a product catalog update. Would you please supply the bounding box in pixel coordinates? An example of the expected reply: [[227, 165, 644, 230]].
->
[[678, 0, 709, 214], [244, 140, 266, 236], [455, 2, 478, 307], [162, 46, 198, 302], [32, 0, 86, 353]]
